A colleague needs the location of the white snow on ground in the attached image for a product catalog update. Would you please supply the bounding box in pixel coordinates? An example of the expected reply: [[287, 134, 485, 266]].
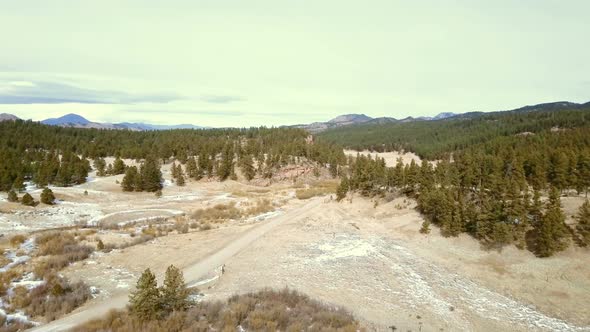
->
[[0, 238, 35, 273], [88, 209, 185, 226], [307, 235, 590, 332], [159, 193, 202, 202], [315, 234, 377, 261], [163, 179, 173, 187], [10, 272, 45, 290], [245, 210, 283, 222], [0, 309, 40, 326]]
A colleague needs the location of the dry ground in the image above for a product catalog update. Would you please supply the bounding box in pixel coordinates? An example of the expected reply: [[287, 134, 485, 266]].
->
[[3, 159, 590, 332]]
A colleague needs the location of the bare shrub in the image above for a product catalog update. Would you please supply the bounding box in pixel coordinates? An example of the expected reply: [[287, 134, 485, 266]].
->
[[73, 288, 361, 332], [9, 235, 26, 247], [192, 202, 241, 223]]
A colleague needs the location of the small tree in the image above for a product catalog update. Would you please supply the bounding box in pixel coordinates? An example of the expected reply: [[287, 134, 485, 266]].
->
[[420, 221, 431, 234], [122, 166, 139, 192], [576, 199, 590, 246], [97, 239, 105, 251], [160, 265, 191, 314], [7, 190, 18, 203], [112, 157, 126, 175], [336, 176, 349, 202], [40, 188, 56, 205], [21, 193, 35, 206], [129, 268, 161, 320]]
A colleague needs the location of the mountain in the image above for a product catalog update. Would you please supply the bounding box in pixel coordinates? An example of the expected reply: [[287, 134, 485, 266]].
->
[[0, 113, 20, 122], [433, 112, 457, 120], [293, 113, 374, 133], [327, 114, 372, 125], [42, 113, 91, 126], [40, 113, 206, 131]]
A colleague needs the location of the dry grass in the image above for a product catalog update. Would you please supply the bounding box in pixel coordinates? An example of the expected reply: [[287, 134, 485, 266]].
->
[[9, 273, 91, 322], [73, 288, 361, 332], [192, 202, 241, 222], [295, 180, 339, 200], [9, 234, 26, 247], [33, 232, 94, 277], [192, 199, 275, 224]]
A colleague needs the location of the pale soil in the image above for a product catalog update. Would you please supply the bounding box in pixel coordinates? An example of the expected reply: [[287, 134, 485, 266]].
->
[[3, 159, 589, 332], [344, 149, 422, 167]]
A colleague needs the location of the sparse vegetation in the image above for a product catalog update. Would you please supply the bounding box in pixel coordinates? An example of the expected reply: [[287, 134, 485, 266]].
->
[[295, 180, 339, 200], [75, 286, 360, 332]]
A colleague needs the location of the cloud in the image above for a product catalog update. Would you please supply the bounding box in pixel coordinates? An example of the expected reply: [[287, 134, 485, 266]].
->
[[0, 80, 182, 104], [200, 95, 244, 104]]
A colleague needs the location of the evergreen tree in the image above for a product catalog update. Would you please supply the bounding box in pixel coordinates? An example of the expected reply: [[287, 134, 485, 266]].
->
[[176, 165, 186, 187], [7, 190, 18, 203], [12, 175, 25, 192], [159, 265, 191, 314], [217, 145, 234, 181], [535, 187, 570, 257], [129, 268, 161, 320], [140, 157, 163, 192], [112, 157, 126, 175], [21, 193, 35, 206], [185, 157, 197, 179], [122, 166, 139, 192], [575, 152, 590, 197], [93, 157, 107, 177], [336, 176, 349, 202], [239, 154, 256, 181], [40, 187, 56, 205], [576, 200, 590, 246]]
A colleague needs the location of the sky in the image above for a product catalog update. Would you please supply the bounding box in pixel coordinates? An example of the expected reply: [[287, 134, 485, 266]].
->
[[1, 0, 589, 127]]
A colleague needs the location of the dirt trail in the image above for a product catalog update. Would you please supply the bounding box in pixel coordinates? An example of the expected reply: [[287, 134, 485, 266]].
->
[[31, 198, 323, 332]]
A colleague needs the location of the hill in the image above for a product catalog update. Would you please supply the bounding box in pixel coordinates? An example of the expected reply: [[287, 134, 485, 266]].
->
[[293, 112, 457, 133], [40, 113, 205, 131], [317, 101, 590, 159], [0, 113, 20, 122]]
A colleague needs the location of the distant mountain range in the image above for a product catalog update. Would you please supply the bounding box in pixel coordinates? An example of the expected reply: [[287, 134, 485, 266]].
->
[[292, 111, 458, 133], [0, 113, 20, 122], [2, 100, 588, 132], [13, 113, 206, 131]]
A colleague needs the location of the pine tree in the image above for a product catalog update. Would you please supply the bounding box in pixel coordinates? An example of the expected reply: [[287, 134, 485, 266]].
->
[[575, 152, 590, 197], [122, 166, 139, 192], [239, 154, 256, 181], [21, 193, 35, 206], [12, 175, 25, 192], [40, 187, 56, 205], [576, 200, 590, 246], [336, 176, 349, 202], [186, 157, 197, 179], [535, 187, 570, 257], [129, 268, 161, 320], [7, 190, 18, 203], [176, 166, 186, 187], [140, 157, 163, 192], [93, 157, 107, 177], [112, 157, 126, 175], [159, 265, 191, 314]]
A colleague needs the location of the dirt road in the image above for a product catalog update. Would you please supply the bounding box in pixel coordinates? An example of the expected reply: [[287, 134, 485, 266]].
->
[[32, 198, 324, 332]]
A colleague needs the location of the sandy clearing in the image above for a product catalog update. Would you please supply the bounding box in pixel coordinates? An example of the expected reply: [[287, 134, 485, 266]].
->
[[344, 149, 422, 166]]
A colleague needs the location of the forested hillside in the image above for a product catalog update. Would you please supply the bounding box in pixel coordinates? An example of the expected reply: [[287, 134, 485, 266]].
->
[[318, 102, 590, 159], [337, 126, 590, 257], [0, 120, 344, 192]]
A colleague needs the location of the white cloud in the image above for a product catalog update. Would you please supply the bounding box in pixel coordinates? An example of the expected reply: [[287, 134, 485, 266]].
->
[[0, 1, 588, 127]]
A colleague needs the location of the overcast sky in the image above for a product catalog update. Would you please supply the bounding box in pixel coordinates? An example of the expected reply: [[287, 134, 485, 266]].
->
[[1, 1, 589, 127]]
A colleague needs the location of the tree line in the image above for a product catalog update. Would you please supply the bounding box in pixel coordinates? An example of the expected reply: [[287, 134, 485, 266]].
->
[[319, 104, 590, 159], [338, 127, 590, 257], [0, 120, 344, 192]]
